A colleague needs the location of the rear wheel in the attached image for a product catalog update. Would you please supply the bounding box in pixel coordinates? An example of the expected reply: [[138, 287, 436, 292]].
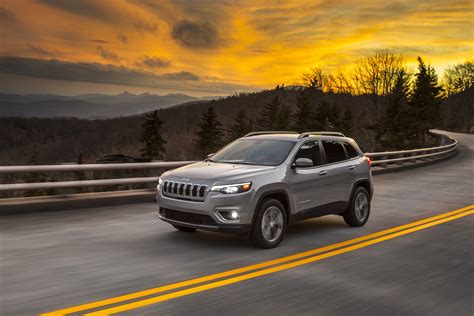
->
[[250, 198, 287, 249], [344, 186, 370, 227], [173, 225, 197, 232]]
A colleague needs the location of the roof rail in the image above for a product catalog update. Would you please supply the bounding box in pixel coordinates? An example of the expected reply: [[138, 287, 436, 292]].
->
[[297, 131, 346, 139], [244, 131, 298, 137]]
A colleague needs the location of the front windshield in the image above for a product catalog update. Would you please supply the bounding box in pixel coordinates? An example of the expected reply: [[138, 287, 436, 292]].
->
[[210, 139, 296, 166]]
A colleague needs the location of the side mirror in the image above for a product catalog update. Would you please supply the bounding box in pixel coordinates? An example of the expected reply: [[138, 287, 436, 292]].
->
[[291, 158, 313, 168]]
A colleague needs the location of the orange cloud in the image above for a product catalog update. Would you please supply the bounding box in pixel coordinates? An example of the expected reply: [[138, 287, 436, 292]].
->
[[0, 0, 472, 95]]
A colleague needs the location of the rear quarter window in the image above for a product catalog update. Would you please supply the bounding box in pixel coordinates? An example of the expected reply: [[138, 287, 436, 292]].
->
[[322, 140, 346, 163], [343, 141, 360, 158]]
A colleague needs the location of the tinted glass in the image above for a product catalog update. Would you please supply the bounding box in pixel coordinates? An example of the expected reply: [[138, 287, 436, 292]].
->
[[343, 141, 359, 158], [322, 140, 346, 163], [294, 141, 322, 166], [211, 139, 296, 166]]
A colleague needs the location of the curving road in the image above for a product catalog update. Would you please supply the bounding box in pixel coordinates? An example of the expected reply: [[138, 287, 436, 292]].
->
[[1, 131, 473, 316]]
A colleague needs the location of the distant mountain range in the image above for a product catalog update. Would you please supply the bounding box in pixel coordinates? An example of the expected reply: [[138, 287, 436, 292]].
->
[[0, 92, 219, 118]]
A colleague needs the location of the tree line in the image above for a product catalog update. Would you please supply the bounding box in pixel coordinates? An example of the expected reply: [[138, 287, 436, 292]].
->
[[141, 52, 472, 159]]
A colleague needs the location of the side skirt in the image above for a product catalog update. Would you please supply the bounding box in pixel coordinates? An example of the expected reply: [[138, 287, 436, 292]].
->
[[290, 201, 349, 223]]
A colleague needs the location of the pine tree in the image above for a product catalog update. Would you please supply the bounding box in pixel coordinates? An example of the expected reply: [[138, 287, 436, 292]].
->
[[312, 100, 332, 131], [328, 104, 340, 130], [193, 106, 224, 158], [275, 104, 291, 130], [293, 89, 315, 132], [335, 108, 353, 136], [410, 57, 444, 144], [140, 110, 167, 161], [374, 70, 418, 150], [227, 109, 253, 141], [257, 96, 281, 130]]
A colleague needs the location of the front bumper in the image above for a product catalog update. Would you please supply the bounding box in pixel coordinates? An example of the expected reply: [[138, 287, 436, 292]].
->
[[157, 212, 250, 234], [156, 189, 255, 235]]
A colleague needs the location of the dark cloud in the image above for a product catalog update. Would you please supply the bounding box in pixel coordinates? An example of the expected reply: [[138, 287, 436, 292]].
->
[[0, 57, 257, 94], [138, 56, 171, 68], [116, 32, 128, 44], [91, 39, 111, 44], [171, 19, 219, 48], [37, 0, 118, 22], [27, 45, 53, 57], [0, 56, 198, 86], [96, 46, 120, 62], [131, 0, 234, 27], [134, 19, 158, 33], [0, 6, 16, 22], [252, 49, 269, 54], [162, 71, 199, 81]]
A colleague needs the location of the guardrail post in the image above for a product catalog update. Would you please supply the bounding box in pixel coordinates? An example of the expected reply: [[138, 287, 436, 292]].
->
[[381, 155, 388, 168], [395, 153, 402, 165]]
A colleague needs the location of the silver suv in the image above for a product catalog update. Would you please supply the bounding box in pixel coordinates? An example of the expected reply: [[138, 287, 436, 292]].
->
[[156, 131, 373, 248]]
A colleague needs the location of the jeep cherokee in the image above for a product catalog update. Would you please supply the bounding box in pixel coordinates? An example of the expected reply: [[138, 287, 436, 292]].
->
[[156, 131, 373, 248]]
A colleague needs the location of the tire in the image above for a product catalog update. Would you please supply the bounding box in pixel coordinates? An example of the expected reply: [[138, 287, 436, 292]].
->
[[250, 198, 287, 249], [172, 225, 197, 232], [344, 186, 370, 227]]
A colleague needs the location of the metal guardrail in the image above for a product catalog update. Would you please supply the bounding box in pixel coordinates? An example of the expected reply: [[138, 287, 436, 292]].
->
[[0, 134, 457, 192], [366, 135, 457, 166]]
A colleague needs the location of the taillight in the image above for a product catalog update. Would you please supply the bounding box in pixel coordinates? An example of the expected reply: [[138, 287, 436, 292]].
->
[[366, 156, 372, 167]]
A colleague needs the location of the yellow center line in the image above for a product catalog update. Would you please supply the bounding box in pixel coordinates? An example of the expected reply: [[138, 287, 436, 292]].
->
[[41, 205, 473, 316], [87, 209, 473, 316]]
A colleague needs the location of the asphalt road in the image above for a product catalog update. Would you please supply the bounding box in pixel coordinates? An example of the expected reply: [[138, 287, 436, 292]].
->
[[1, 131, 473, 316]]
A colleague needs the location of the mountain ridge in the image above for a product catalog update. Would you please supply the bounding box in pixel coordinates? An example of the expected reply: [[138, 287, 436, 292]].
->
[[0, 92, 220, 118]]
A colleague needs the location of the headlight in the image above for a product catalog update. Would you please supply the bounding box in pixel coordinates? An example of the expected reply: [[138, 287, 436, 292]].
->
[[210, 182, 251, 194], [157, 177, 164, 191]]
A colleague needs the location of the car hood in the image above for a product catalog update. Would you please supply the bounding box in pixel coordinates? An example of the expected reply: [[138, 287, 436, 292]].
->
[[164, 161, 276, 182]]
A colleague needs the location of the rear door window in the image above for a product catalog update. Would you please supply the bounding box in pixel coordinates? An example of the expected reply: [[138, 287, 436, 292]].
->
[[322, 140, 347, 163]]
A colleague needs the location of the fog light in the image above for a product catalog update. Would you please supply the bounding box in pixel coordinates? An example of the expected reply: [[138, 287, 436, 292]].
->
[[217, 210, 240, 221]]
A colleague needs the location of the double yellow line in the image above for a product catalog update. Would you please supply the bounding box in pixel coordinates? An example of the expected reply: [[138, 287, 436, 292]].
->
[[43, 205, 473, 316]]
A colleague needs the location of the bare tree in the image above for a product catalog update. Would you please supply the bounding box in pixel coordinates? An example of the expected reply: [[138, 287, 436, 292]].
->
[[443, 59, 474, 96], [352, 50, 407, 95], [302, 67, 333, 92], [331, 71, 354, 94]]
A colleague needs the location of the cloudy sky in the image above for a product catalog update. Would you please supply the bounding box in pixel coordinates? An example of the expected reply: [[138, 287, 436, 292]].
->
[[0, 0, 472, 96]]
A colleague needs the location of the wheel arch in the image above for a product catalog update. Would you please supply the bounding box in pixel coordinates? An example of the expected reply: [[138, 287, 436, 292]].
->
[[353, 179, 372, 197], [252, 190, 291, 227]]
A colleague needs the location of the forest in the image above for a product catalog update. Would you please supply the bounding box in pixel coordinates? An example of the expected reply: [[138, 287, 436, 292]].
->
[[0, 51, 472, 167]]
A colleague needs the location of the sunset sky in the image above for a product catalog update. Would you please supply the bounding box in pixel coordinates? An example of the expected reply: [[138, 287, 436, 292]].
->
[[0, 0, 472, 96]]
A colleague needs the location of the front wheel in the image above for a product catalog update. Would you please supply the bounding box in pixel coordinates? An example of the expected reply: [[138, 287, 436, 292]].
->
[[250, 198, 287, 249], [172, 225, 197, 232], [344, 186, 370, 227]]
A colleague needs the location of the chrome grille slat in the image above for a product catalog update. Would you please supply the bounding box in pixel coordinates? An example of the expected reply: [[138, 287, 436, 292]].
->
[[185, 184, 192, 196], [173, 182, 178, 194], [162, 180, 207, 201]]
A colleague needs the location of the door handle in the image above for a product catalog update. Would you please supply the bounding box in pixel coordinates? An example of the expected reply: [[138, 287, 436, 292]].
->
[[319, 170, 328, 175], [348, 165, 356, 170]]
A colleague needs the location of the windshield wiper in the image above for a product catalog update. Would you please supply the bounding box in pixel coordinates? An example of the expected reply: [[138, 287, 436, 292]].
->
[[214, 160, 251, 165]]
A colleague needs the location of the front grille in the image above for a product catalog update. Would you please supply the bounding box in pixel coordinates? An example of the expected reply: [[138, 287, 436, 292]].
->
[[160, 208, 216, 226], [163, 180, 208, 201]]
